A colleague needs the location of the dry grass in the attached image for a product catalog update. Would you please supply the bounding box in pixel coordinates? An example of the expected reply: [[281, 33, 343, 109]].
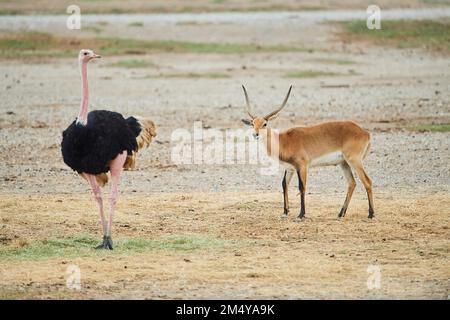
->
[[0, 192, 448, 299]]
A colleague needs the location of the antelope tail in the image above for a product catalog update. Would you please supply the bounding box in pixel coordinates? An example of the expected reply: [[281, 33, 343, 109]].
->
[[363, 140, 371, 160]]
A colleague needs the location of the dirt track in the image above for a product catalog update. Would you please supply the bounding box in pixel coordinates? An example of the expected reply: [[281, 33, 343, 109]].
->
[[0, 9, 449, 299]]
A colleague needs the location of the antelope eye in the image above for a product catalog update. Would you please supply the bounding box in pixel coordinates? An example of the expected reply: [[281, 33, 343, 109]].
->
[[263, 123, 267, 127]]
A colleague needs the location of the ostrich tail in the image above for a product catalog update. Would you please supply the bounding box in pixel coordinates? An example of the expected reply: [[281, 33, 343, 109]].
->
[[124, 116, 157, 170], [95, 173, 108, 187], [79, 172, 109, 187], [134, 116, 157, 150]]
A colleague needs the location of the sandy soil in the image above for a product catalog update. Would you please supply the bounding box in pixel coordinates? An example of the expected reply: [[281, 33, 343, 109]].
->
[[0, 10, 449, 299]]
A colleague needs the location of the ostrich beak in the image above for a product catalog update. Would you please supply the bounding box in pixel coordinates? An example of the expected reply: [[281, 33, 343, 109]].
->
[[93, 53, 102, 59]]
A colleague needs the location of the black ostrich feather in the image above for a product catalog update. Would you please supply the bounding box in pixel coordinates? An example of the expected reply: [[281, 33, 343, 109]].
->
[[61, 110, 141, 174]]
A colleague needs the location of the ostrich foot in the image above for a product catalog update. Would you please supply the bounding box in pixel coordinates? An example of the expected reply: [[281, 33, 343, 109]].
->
[[105, 236, 113, 250], [95, 236, 108, 249], [95, 236, 113, 250]]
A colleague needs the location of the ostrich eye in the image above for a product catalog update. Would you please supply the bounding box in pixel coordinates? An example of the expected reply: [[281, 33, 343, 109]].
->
[[83, 52, 88, 56]]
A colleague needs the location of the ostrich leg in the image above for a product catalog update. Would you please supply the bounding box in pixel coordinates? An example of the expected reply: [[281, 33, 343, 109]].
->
[[83, 173, 107, 248], [103, 151, 127, 250]]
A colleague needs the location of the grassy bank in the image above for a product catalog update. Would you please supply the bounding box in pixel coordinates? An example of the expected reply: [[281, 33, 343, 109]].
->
[[337, 19, 450, 55], [0, 0, 440, 15], [0, 31, 309, 59], [409, 124, 450, 132]]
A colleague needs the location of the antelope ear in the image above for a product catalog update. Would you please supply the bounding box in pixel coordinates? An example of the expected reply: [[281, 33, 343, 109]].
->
[[241, 119, 252, 126]]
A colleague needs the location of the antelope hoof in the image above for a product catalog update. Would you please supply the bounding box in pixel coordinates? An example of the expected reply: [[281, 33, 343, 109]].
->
[[282, 209, 289, 218], [368, 212, 375, 219], [295, 215, 306, 222], [338, 208, 346, 218]]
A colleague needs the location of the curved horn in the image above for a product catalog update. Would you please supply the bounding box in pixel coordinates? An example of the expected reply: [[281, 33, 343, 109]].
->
[[264, 85, 292, 120], [242, 85, 256, 120]]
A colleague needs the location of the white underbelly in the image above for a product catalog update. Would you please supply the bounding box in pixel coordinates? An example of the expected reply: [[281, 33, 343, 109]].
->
[[310, 151, 344, 167]]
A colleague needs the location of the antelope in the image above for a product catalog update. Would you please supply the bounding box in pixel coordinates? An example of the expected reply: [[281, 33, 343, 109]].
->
[[241, 85, 374, 219]]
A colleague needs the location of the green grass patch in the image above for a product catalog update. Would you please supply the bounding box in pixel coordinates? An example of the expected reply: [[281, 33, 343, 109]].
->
[[284, 70, 340, 78], [156, 72, 230, 78], [409, 124, 450, 132], [176, 21, 212, 26], [111, 39, 308, 54], [0, 31, 310, 59], [0, 9, 21, 15], [339, 19, 450, 54], [312, 58, 355, 65], [84, 26, 103, 34], [0, 234, 239, 262], [108, 59, 155, 68], [128, 22, 144, 27], [0, 1, 330, 15]]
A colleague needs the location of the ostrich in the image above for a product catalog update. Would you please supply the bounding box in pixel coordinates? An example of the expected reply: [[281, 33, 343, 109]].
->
[[61, 49, 156, 250]]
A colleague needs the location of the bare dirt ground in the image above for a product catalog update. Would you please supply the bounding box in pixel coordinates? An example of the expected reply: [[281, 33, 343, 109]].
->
[[0, 9, 449, 299], [0, 192, 449, 299]]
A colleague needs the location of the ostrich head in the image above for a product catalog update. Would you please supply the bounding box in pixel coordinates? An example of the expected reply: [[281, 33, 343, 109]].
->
[[78, 49, 101, 63]]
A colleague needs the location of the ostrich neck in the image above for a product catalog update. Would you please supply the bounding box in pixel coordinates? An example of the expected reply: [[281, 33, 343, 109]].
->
[[76, 61, 89, 125]]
